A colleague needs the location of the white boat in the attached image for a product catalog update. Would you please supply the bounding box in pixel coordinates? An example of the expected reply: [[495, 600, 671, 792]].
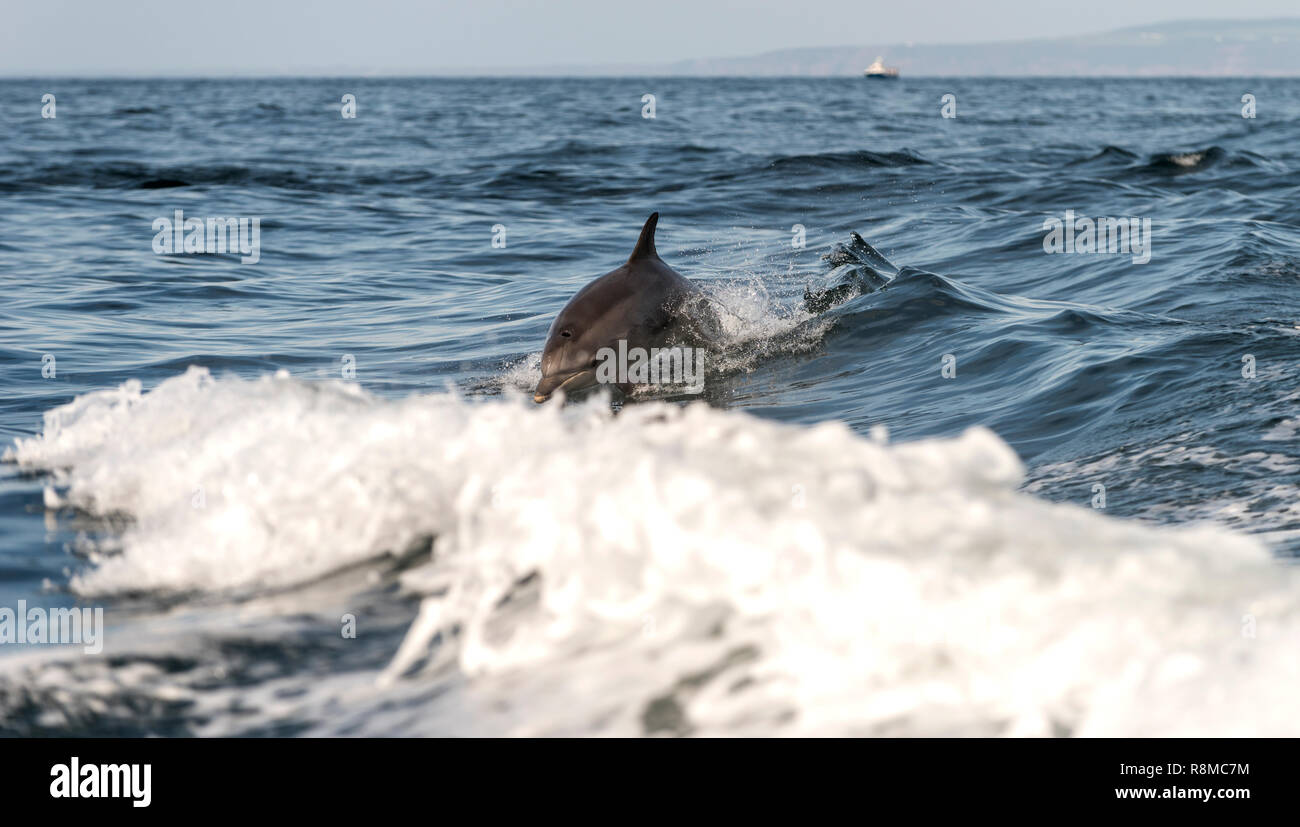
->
[[864, 56, 899, 79]]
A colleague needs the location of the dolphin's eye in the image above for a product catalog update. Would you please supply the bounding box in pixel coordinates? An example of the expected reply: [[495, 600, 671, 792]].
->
[[560, 330, 572, 338]]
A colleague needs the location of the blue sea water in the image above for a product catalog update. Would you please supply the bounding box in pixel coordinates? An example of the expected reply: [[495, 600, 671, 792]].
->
[[1, 78, 1299, 736]]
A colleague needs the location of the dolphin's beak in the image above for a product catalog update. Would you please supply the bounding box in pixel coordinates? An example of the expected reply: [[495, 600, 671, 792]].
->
[[533, 368, 598, 403]]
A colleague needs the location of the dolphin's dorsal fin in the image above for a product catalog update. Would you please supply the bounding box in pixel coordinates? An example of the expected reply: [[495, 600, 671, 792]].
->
[[629, 212, 659, 262]]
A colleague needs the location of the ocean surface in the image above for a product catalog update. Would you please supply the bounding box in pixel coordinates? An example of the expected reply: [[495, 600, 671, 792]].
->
[[2, 77, 1299, 736]]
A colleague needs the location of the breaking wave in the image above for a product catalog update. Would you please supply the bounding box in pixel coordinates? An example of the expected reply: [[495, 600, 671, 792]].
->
[[6, 369, 1300, 735]]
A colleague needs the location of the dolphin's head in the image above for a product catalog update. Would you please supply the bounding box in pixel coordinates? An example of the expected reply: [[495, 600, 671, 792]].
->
[[533, 304, 608, 403], [533, 213, 662, 403]]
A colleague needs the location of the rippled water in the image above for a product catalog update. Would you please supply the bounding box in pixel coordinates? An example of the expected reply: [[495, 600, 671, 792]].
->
[[2, 78, 1299, 736]]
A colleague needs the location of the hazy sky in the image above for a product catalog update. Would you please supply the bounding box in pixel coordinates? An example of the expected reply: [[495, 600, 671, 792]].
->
[[3, 0, 1297, 75]]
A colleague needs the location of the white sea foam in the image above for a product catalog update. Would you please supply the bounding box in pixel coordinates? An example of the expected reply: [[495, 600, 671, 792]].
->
[[697, 278, 831, 374], [1168, 151, 1207, 167], [7, 367, 1300, 736], [495, 351, 542, 393]]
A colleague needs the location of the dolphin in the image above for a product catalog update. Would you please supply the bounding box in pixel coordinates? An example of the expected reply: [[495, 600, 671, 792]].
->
[[533, 212, 712, 403], [802, 232, 898, 312]]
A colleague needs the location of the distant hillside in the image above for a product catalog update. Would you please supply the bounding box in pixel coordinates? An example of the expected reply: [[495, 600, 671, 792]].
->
[[479, 19, 1300, 77]]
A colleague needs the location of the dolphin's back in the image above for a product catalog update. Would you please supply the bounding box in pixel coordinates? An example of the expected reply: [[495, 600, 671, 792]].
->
[[555, 255, 698, 339]]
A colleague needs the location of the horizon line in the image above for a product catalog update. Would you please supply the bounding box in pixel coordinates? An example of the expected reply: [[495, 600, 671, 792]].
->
[[4, 73, 1300, 80]]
